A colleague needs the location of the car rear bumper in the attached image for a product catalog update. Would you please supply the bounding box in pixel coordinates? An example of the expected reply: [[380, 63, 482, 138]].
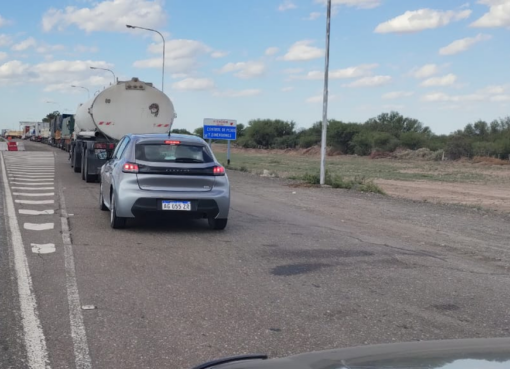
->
[[114, 178, 230, 219], [131, 198, 220, 219]]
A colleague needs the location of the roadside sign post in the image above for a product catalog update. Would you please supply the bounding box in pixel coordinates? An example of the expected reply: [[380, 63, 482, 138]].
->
[[203, 119, 237, 166]]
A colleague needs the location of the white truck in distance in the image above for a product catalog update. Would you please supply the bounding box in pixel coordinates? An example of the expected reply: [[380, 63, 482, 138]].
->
[[71, 77, 176, 182]]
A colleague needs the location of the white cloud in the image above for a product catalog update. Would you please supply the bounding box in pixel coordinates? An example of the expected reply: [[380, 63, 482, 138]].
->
[[491, 95, 510, 102], [409, 64, 441, 79], [439, 33, 492, 55], [211, 51, 228, 58], [135, 39, 211, 74], [343, 75, 392, 88], [75, 45, 99, 53], [382, 104, 405, 110], [282, 86, 294, 92], [36, 43, 66, 54], [219, 61, 266, 79], [298, 63, 378, 80], [278, 1, 297, 11], [213, 89, 262, 97], [306, 12, 322, 20], [382, 91, 414, 99], [0, 14, 11, 28], [265, 47, 279, 56], [375, 9, 472, 34], [11, 37, 37, 51], [42, 0, 166, 33], [0, 60, 31, 83], [148, 39, 211, 59], [420, 74, 458, 87], [0, 34, 12, 47], [471, 0, 510, 28], [421, 92, 485, 102], [172, 78, 215, 91], [283, 68, 303, 74], [0, 58, 116, 91], [477, 85, 507, 94], [306, 94, 338, 103], [314, 0, 381, 9], [0, 52, 7, 61], [281, 40, 324, 61]]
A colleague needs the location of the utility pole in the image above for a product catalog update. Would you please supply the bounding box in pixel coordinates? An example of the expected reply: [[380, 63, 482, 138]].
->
[[320, 0, 332, 186]]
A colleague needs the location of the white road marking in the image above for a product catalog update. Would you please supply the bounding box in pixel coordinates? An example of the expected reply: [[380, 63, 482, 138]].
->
[[58, 185, 92, 369], [15, 200, 54, 205], [10, 180, 54, 183], [10, 177, 55, 180], [31, 244, 56, 254], [12, 187, 55, 190], [24, 223, 54, 231], [19, 209, 55, 215], [0, 153, 51, 368], [13, 193, 55, 197], [8, 170, 55, 172]]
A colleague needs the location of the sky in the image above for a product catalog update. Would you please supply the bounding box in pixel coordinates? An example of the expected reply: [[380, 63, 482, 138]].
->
[[0, 0, 509, 134]]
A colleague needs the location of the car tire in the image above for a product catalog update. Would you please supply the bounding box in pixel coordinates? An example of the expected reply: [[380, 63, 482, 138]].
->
[[208, 218, 228, 230], [110, 193, 126, 229], [99, 183, 108, 211]]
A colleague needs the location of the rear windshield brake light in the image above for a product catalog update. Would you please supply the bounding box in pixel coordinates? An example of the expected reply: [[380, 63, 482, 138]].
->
[[165, 140, 180, 145]]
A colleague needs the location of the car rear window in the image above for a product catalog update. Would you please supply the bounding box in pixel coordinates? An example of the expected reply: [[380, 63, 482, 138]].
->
[[135, 143, 214, 163]]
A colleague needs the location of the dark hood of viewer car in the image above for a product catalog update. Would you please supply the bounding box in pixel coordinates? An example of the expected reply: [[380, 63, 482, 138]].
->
[[193, 337, 510, 369]]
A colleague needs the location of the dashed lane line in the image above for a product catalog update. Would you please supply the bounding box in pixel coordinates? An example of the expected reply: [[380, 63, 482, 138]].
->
[[12, 187, 55, 190], [23, 223, 55, 231], [31, 244, 56, 254], [15, 200, 54, 205], [13, 193, 55, 197], [0, 153, 51, 368], [19, 210, 55, 215]]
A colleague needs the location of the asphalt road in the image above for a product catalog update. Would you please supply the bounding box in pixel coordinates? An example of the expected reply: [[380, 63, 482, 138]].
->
[[1, 140, 510, 369]]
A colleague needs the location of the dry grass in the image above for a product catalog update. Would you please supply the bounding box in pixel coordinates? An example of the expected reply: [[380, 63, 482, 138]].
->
[[472, 156, 510, 166]]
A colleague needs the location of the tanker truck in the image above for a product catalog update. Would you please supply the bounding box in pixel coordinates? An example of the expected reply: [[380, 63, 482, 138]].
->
[[71, 77, 176, 182]]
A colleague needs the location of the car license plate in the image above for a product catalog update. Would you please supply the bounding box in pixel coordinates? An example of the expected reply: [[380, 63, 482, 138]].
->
[[162, 201, 191, 211]]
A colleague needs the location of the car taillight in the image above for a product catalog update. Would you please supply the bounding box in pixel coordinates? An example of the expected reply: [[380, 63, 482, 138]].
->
[[123, 163, 139, 173], [165, 140, 180, 145], [213, 166, 225, 176], [94, 143, 107, 149], [108, 143, 116, 149]]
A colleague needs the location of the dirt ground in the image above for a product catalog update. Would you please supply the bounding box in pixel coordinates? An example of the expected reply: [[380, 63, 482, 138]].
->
[[213, 144, 510, 213], [376, 179, 510, 212]]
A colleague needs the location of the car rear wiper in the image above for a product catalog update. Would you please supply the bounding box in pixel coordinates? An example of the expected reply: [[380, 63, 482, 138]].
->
[[174, 158, 204, 163]]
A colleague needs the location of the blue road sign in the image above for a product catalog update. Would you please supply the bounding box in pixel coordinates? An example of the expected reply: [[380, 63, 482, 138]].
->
[[203, 119, 237, 140]]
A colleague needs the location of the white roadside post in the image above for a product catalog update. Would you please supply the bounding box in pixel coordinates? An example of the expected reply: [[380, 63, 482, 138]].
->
[[320, 0, 332, 186]]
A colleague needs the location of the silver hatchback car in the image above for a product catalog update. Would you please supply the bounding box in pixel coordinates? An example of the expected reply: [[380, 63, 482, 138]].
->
[[99, 134, 230, 230]]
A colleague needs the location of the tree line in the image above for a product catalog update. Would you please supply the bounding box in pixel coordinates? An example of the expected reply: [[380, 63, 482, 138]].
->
[[174, 111, 510, 160]]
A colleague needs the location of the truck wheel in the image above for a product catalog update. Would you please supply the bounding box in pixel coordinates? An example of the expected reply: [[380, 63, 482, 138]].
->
[[81, 149, 86, 180], [110, 194, 126, 229], [73, 151, 80, 172], [99, 183, 108, 211], [208, 218, 228, 230], [84, 158, 95, 183]]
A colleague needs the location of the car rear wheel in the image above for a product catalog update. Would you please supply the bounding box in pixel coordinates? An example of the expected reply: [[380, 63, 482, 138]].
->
[[99, 183, 108, 211], [110, 194, 126, 229], [208, 218, 228, 230]]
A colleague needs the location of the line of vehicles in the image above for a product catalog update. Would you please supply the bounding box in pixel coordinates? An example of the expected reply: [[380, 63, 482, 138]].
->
[[28, 77, 230, 230]]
